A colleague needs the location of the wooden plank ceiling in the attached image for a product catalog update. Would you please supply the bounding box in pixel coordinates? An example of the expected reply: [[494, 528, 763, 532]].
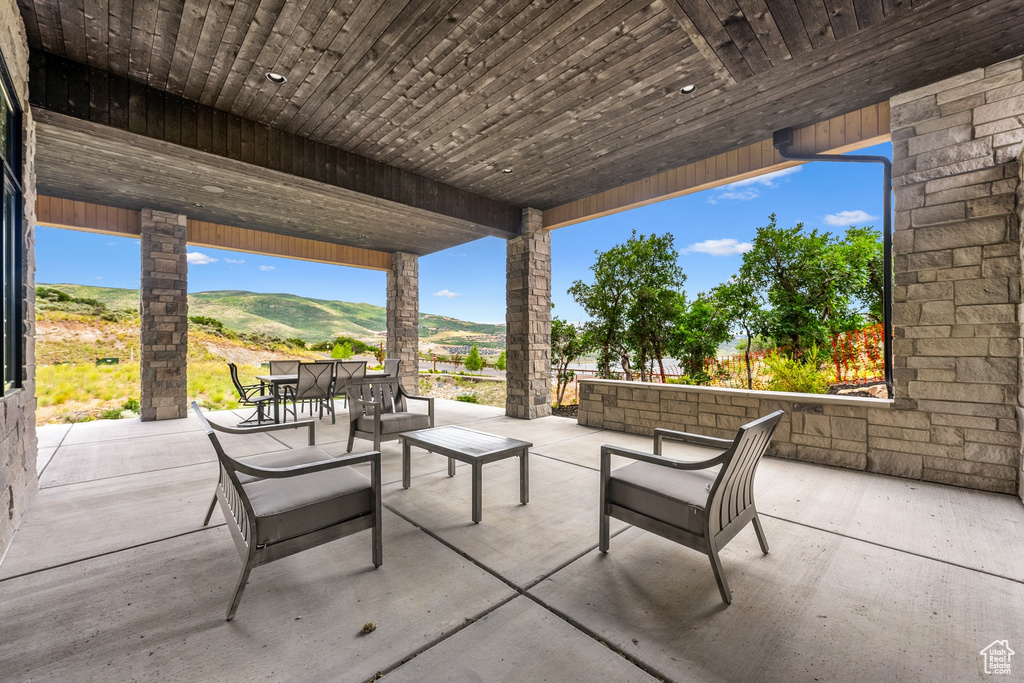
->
[[19, 0, 1024, 252]]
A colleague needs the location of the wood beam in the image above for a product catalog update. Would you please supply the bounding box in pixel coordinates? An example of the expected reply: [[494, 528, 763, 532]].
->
[[35, 196, 392, 271], [542, 101, 890, 229]]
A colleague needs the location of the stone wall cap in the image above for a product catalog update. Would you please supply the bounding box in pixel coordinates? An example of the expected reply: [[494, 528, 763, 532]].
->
[[579, 378, 892, 407]]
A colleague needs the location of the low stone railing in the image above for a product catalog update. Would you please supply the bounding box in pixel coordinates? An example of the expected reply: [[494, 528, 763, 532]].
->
[[579, 378, 898, 474]]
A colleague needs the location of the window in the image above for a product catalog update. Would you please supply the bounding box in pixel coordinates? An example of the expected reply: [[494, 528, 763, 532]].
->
[[0, 55, 22, 393]]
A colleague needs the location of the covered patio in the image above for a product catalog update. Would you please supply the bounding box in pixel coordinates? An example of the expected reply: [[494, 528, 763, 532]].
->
[[3, 0, 1024, 680], [1, 399, 1022, 680]]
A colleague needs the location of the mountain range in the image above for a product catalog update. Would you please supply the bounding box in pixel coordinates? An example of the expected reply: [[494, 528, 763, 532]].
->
[[40, 283, 505, 344]]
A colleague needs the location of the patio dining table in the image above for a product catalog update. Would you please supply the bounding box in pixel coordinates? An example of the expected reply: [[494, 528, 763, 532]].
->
[[256, 368, 389, 423]]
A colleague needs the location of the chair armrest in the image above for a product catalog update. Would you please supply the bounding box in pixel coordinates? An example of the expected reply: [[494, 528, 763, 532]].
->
[[600, 444, 728, 470], [405, 394, 435, 425], [208, 418, 317, 446], [232, 450, 380, 479], [653, 428, 733, 455]]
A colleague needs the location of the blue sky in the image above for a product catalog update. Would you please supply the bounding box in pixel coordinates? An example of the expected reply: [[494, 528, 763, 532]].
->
[[36, 142, 891, 325]]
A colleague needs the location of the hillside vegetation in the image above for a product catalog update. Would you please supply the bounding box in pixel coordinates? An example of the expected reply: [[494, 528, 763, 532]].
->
[[45, 283, 504, 345]]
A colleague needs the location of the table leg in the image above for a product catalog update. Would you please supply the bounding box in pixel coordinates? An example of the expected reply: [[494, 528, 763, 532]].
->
[[472, 462, 482, 524], [520, 448, 529, 505], [402, 440, 411, 489], [273, 383, 281, 424], [448, 457, 456, 477]]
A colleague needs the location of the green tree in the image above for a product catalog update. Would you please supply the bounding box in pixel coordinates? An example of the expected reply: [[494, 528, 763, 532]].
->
[[739, 214, 869, 355], [842, 226, 884, 324], [551, 318, 592, 407], [495, 350, 506, 372], [715, 277, 761, 389], [451, 352, 464, 371], [331, 342, 353, 359], [670, 292, 733, 382], [569, 231, 685, 381], [464, 344, 483, 371]]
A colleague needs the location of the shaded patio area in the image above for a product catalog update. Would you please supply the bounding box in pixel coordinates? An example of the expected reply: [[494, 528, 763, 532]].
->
[[2, 401, 1022, 682]]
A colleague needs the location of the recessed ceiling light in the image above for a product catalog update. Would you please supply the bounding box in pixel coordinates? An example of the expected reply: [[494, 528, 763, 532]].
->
[[201, 185, 224, 194], [192, 203, 204, 208], [680, 84, 696, 94], [501, 168, 513, 174], [360, 234, 367, 239], [266, 72, 287, 84]]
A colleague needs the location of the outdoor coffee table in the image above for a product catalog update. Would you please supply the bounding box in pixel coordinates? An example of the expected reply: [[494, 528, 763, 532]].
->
[[399, 425, 531, 523]]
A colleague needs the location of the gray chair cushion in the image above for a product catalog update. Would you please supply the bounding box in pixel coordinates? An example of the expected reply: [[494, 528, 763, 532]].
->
[[356, 412, 430, 435], [234, 447, 332, 485], [608, 462, 720, 535], [240, 447, 373, 545]]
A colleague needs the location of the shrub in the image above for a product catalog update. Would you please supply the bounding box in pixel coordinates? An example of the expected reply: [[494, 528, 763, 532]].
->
[[285, 337, 306, 349], [495, 350, 506, 371], [763, 352, 831, 394], [331, 342, 353, 359], [455, 392, 479, 403], [189, 315, 224, 328], [123, 398, 140, 412]]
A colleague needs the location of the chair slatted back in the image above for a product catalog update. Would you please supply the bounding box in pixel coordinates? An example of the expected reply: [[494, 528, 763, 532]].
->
[[294, 362, 333, 401], [705, 411, 784, 536], [193, 403, 257, 549], [347, 378, 405, 420], [269, 360, 300, 376]]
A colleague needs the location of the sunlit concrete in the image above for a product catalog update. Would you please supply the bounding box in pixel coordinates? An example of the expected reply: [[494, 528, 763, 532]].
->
[[3, 398, 1023, 682]]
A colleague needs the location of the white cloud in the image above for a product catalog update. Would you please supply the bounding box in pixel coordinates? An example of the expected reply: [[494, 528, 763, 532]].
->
[[95, 276, 102, 280], [823, 210, 877, 226], [259, 265, 276, 272], [187, 252, 217, 265], [224, 258, 245, 264], [683, 238, 753, 257], [708, 166, 801, 203], [434, 289, 462, 298]]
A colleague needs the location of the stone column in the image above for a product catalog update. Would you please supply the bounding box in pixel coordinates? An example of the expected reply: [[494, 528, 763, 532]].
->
[[890, 55, 1024, 498], [140, 209, 188, 421], [506, 208, 551, 419], [387, 251, 420, 393]]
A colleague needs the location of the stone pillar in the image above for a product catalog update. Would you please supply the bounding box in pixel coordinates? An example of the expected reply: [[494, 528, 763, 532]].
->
[[890, 55, 1023, 498], [387, 252, 419, 393], [140, 209, 188, 421], [506, 208, 551, 419]]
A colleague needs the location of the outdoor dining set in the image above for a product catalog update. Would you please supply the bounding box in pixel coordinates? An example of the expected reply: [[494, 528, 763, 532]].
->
[[206, 359, 784, 621]]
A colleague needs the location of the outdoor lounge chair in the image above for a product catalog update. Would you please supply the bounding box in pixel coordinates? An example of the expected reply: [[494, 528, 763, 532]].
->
[[194, 402, 382, 620], [383, 358, 401, 377], [599, 410, 784, 604], [228, 362, 274, 426], [346, 377, 434, 452]]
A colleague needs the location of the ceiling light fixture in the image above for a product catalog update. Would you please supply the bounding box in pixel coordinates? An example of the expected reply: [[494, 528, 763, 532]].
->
[[266, 72, 287, 84], [680, 84, 696, 94], [192, 203, 204, 208], [202, 185, 224, 194], [501, 168, 513, 174]]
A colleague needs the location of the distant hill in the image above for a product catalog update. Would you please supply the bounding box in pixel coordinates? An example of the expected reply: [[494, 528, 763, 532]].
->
[[39, 284, 505, 344]]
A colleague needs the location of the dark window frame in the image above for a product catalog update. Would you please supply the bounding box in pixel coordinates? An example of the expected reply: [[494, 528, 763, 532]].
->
[[0, 52, 23, 395]]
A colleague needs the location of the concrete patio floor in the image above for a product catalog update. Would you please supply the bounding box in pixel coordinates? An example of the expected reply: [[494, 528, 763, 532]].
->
[[2, 399, 1023, 682]]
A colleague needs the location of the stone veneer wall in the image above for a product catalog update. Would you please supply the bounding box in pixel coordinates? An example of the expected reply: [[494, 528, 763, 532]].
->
[[387, 251, 419, 393], [140, 210, 188, 421], [582, 54, 1024, 499], [0, 0, 37, 556], [506, 208, 551, 419]]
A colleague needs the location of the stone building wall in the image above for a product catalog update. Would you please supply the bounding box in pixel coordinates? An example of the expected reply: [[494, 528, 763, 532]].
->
[[0, 0, 37, 556], [581, 54, 1024, 499], [140, 210, 188, 421], [387, 251, 420, 393], [506, 208, 551, 419]]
